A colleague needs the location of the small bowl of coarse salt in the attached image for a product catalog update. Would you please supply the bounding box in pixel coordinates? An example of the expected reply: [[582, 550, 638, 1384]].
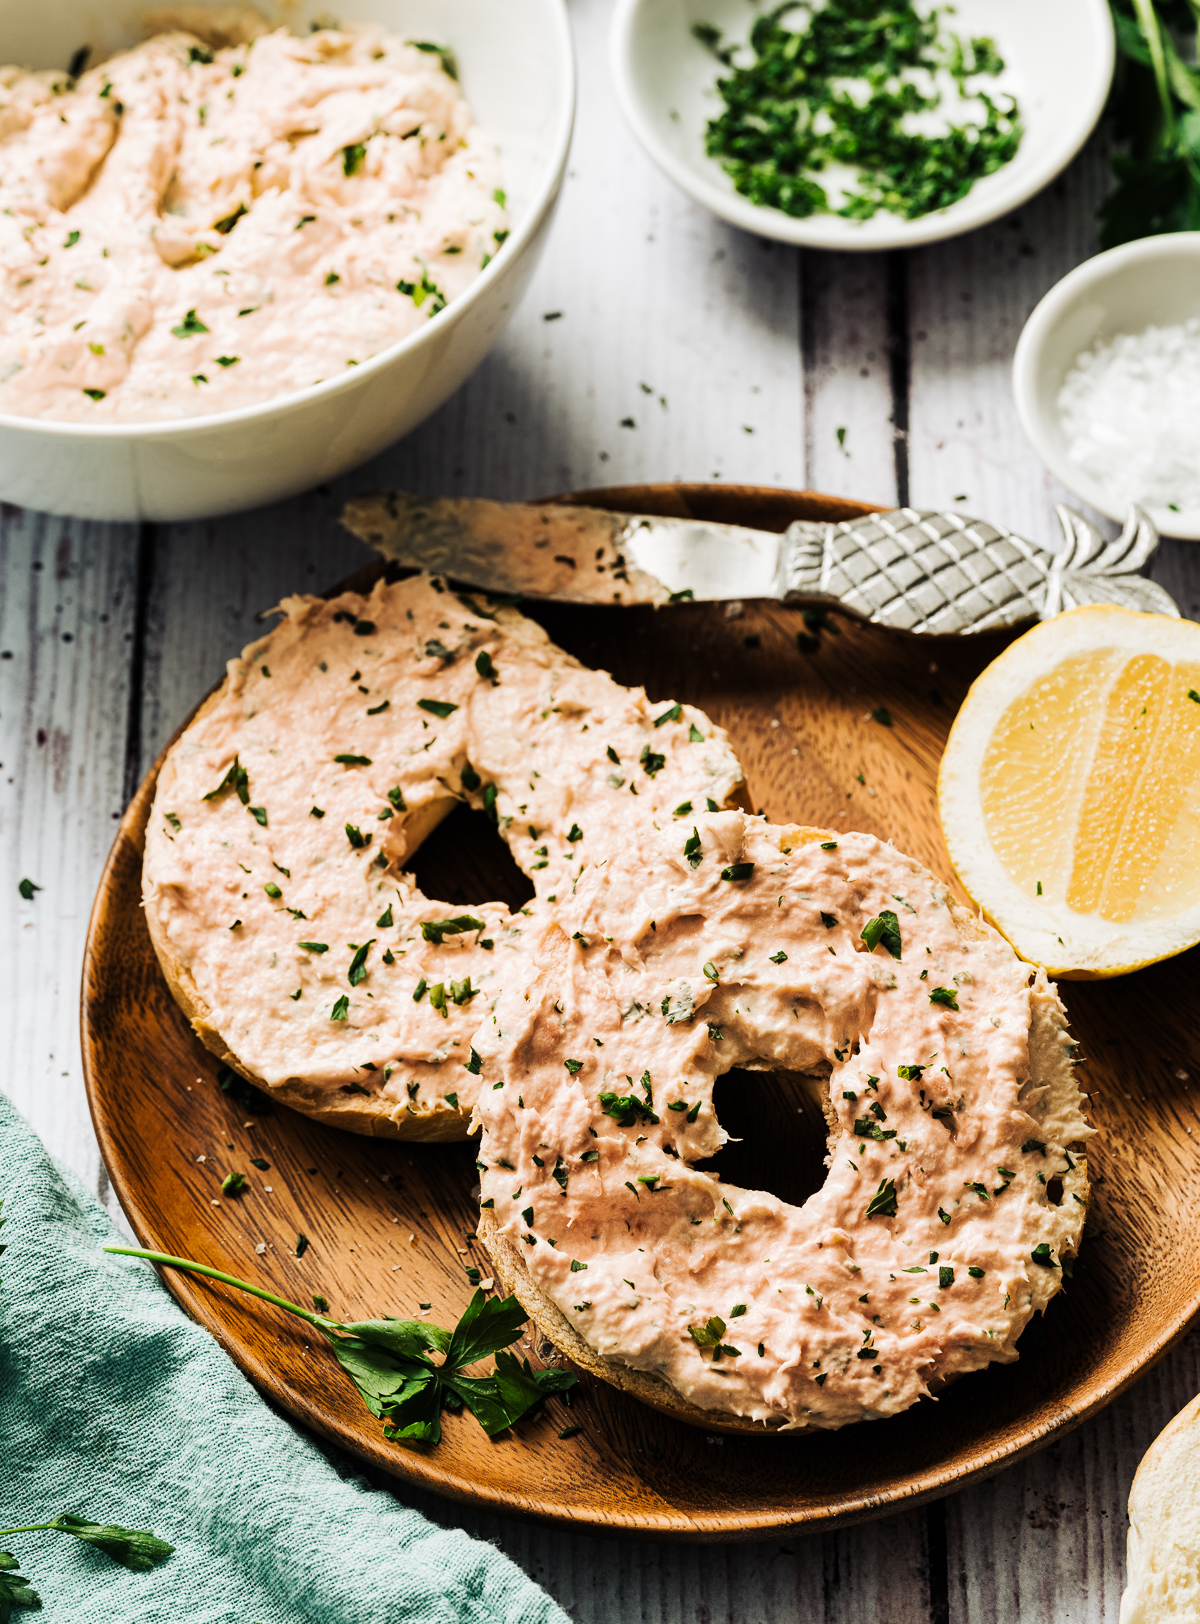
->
[[1013, 232, 1200, 539]]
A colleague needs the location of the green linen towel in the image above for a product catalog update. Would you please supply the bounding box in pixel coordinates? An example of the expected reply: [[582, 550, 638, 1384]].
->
[[0, 1091, 569, 1624]]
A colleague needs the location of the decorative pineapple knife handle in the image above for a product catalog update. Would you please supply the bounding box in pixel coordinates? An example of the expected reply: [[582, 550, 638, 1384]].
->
[[341, 492, 1179, 635]]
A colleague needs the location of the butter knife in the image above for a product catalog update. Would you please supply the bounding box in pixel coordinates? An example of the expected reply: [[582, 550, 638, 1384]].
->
[[341, 491, 1178, 636]]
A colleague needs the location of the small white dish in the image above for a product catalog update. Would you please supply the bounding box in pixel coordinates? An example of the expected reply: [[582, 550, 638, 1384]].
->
[[1013, 233, 1200, 541], [610, 0, 1113, 252], [0, 0, 574, 521]]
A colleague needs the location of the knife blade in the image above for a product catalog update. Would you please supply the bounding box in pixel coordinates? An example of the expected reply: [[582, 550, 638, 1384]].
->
[[341, 490, 1177, 636]]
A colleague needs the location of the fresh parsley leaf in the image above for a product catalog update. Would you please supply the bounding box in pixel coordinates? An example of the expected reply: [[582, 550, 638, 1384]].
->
[[721, 863, 754, 882], [171, 308, 209, 337], [348, 939, 375, 986], [861, 909, 902, 959], [421, 914, 484, 944], [865, 1178, 898, 1219], [639, 744, 666, 777], [929, 986, 959, 1009]]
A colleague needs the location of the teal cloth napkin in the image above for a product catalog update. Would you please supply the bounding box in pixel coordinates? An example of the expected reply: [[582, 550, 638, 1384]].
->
[[0, 1092, 569, 1624]]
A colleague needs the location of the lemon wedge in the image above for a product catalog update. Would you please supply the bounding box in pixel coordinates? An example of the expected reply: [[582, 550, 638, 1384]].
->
[[938, 604, 1200, 978]]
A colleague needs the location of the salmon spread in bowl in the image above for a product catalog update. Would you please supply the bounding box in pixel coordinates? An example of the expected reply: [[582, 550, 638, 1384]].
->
[[0, 20, 507, 421]]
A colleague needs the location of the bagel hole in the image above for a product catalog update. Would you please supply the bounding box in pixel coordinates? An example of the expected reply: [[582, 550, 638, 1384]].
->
[[1045, 1176, 1064, 1206], [403, 801, 535, 914], [691, 1067, 830, 1210]]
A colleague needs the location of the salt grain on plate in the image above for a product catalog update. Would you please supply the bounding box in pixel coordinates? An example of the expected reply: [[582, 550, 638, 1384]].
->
[[1058, 318, 1200, 513]]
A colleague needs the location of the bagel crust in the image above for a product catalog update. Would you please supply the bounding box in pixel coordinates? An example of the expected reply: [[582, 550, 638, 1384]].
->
[[1120, 1391, 1200, 1624], [473, 811, 1090, 1431], [142, 575, 745, 1138]]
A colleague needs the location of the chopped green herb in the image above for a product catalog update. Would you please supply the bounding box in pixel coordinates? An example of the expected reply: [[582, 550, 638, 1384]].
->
[[171, 308, 209, 338], [418, 698, 459, 718], [475, 650, 499, 681], [865, 1178, 897, 1219], [331, 995, 349, 1020], [871, 707, 893, 727], [820, 840, 838, 850], [769, 950, 787, 963], [639, 744, 666, 777], [17, 878, 40, 901], [654, 703, 682, 727], [820, 911, 837, 929], [299, 941, 328, 954], [721, 862, 754, 882], [264, 881, 282, 899], [345, 824, 367, 848], [689, 724, 704, 742], [203, 756, 249, 805], [343, 141, 366, 175], [1030, 1243, 1057, 1268], [861, 910, 902, 959], [221, 1171, 246, 1197], [564, 1058, 583, 1074], [683, 827, 703, 867], [348, 940, 375, 986], [421, 914, 484, 945], [929, 986, 959, 1010], [693, 1, 1020, 224]]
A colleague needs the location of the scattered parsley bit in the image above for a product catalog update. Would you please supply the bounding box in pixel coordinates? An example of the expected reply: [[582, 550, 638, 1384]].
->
[[769, 950, 787, 963], [345, 824, 368, 848], [250, 1157, 270, 1171], [865, 1179, 898, 1219], [413, 978, 427, 1002], [721, 862, 755, 882], [820, 840, 838, 850], [171, 308, 209, 338], [465, 1048, 482, 1074], [347, 940, 375, 986], [215, 355, 239, 368], [654, 703, 682, 727], [82, 387, 106, 401], [249, 806, 267, 827], [820, 911, 837, 929], [703, 961, 719, 984], [475, 650, 499, 681], [929, 986, 959, 1010], [938, 1207, 952, 1225], [203, 756, 249, 805], [689, 724, 704, 742], [639, 744, 666, 777], [564, 1058, 583, 1074], [688, 1314, 726, 1348], [17, 878, 40, 900], [683, 827, 703, 867], [376, 905, 394, 928], [299, 941, 328, 954], [165, 812, 182, 832], [428, 982, 448, 1017], [264, 881, 282, 899], [310, 806, 325, 819], [343, 141, 366, 175], [675, 800, 693, 815], [1030, 1243, 1057, 1268], [330, 994, 349, 1021], [334, 753, 372, 766], [567, 823, 583, 842], [421, 914, 484, 944], [221, 1171, 246, 1197], [295, 1233, 310, 1258], [861, 910, 902, 959], [418, 698, 459, 718], [968, 1266, 985, 1279]]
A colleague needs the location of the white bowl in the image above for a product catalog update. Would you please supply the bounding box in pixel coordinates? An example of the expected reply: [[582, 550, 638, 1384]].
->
[[610, 0, 1113, 252], [1014, 233, 1200, 541], [0, 0, 574, 521]]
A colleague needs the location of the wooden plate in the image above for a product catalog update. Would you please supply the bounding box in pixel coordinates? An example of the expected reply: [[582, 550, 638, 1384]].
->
[[82, 483, 1200, 1540]]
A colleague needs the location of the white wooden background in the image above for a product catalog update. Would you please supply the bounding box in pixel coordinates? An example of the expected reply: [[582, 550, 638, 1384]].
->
[[4, 1, 1200, 1617]]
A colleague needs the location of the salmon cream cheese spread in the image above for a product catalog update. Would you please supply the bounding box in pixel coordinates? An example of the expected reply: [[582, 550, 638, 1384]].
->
[[0, 21, 505, 420], [474, 813, 1090, 1428], [142, 576, 745, 1138]]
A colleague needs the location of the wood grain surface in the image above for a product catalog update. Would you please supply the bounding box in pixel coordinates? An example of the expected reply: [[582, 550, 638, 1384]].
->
[[81, 483, 1200, 1540]]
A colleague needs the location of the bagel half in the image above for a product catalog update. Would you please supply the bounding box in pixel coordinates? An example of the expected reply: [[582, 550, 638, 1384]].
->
[[474, 813, 1089, 1432], [143, 575, 746, 1139]]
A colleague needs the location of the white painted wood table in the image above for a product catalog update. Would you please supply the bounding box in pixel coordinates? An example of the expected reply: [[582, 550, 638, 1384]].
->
[[4, 2, 1200, 1617]]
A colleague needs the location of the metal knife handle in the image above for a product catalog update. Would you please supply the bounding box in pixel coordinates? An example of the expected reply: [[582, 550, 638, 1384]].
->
[[777, 505, 1177, 635]]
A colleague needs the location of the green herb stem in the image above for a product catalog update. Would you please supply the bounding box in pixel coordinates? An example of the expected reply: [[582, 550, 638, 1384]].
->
[[103, 1247, 336, 1332]]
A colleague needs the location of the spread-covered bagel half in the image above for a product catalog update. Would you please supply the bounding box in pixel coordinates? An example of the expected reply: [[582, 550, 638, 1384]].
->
[[142, 575, 745, 1138], [473, 811, 1090, 1431]]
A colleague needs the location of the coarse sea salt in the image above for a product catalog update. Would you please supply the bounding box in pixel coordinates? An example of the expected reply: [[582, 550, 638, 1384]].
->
[[1057, 318, 1200, 515]]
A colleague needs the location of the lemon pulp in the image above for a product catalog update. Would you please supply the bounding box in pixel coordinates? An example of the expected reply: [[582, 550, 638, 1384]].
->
[[979, 648, 1200, 925]]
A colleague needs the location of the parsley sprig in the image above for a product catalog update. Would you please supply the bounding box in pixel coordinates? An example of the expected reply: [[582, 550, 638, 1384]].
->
[[1, 1517, 173, 1617], [102, 1250, 575, 1446], [1101, 0, 1200, 247]]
